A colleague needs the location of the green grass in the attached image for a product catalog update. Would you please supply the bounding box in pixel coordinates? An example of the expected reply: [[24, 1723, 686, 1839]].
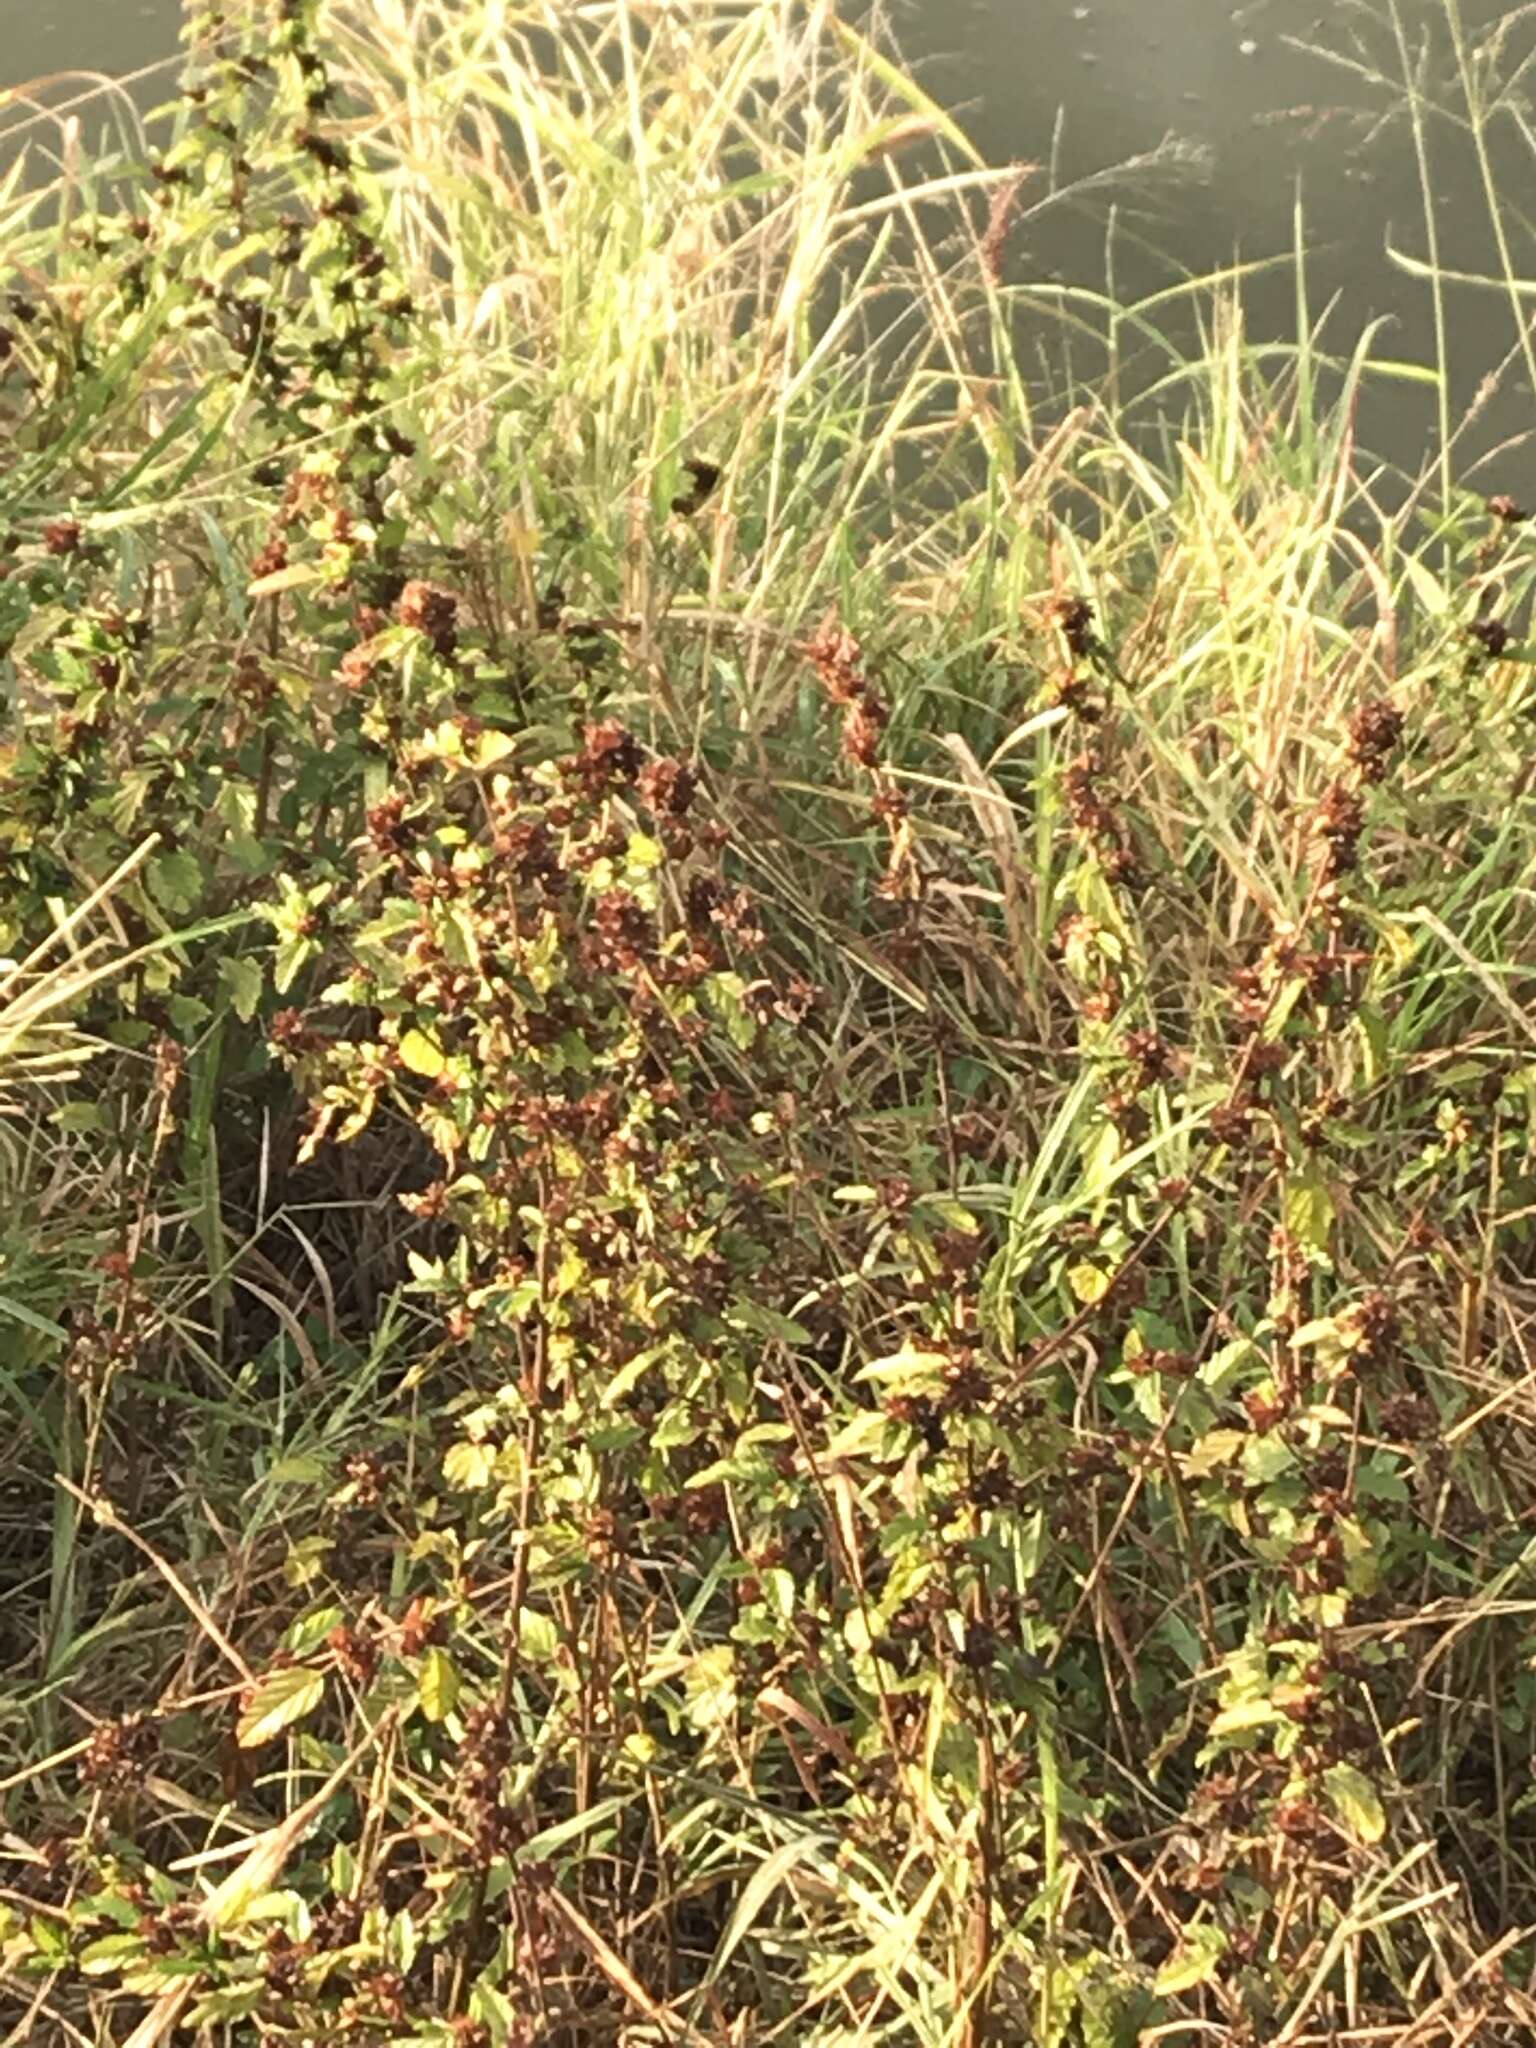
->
[[0, 3, 1534, 2045]]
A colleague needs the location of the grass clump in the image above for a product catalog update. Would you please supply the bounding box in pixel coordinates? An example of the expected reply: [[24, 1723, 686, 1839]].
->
[[2, 3, 1536, 2044]]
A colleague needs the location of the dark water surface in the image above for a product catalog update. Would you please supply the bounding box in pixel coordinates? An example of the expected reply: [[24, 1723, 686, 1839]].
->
[[5, 0, 1532, 485], [2, 0, 181, 106], [902, 0, 1535, 486]]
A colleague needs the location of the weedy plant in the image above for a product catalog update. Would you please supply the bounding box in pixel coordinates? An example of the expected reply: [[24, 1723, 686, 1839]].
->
[[1, 2, 1536, 2044]]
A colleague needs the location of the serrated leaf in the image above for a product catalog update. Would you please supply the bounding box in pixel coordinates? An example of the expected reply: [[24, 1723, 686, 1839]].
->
[[418, 1645, 460, 1724], [147, 849, 204, 915], [79, 1932, 148, 1976], [398, 1029, 446, 1078], [237, 1664, 325, 1748], [1324, 1761, 1386, 1844]]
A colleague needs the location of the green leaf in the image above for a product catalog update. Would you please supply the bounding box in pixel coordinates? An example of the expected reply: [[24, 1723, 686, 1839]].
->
[[264, 1454, 328, 1486], [1285, 1167, 1335, 1257], [398, 1029, 446, 1078], [1067, 1262, 1111, 1304], [0, 1292, 67, 1340], [1183, 1429, 1246, 1478], [237, 1663, 325, 1748], [519, 1609, 559, 1662], [683, 1646, 737, 1730], [54, 1102, 110, 1135], [283, 1606, 344, 1655], [1324, 1762, 1386, 1844], [823, 1409, 897, 1462], [78, 1932, 148, 1976], [1356, 1457, 1409, 1505], [856, 1341, 949, 1390], [418, 1645, 460, 1724], [147, 849, 204, 915], [726, 1299, 812, 1344], [1241, 1434, 1296, 1486], [220, 954, 264, 1024], [442, 1440, 495, 1490], [1154, 1923, 1227, 1996], [1208, 1697, 1280, 1740], [273, 931, 318, 994]]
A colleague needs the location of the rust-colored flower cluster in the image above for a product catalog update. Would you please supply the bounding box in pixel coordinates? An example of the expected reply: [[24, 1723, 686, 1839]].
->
[[807, 621, 918, 899]]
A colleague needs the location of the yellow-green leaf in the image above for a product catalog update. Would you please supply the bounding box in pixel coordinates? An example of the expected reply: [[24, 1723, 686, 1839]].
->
[[1285, 1167, 1335, 1256], [418, 1645, 460, 1724], [398, 1029, 446, 1079], [237, 1664, 325, 1749], [1208, 1697, 1280, 1740], [1154, 1923, 1227, 1995], [1182, 1428, 1246, 1478], [247, 561, 323, 598], [442, 1440, 495, 1490], [1324, 1761, 1386, 1845], [472, 729, 516, 770], [1067, 1262, 1111, 1304]]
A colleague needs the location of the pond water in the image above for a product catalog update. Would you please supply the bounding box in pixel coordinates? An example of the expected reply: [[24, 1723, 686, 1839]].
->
[[2, 1, 182, 104], [6, 0, 1531, 488], [904, 0, 1536, 488]]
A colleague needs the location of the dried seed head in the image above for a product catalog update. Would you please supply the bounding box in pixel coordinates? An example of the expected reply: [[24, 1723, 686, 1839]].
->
[[1346, 698, 1404, 783], [79, 1714, 157, 1794], [44, 517, 84, 556], [1048, 594, 1096, 660], [397, 580, 458, 656], [980, 163, 1030, 283], [807, 624, 869, 705], [1467, 615, 1513, 660]]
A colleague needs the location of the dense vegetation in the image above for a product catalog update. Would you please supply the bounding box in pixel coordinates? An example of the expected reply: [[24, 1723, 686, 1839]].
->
[[2, 2, 1536, 2043]]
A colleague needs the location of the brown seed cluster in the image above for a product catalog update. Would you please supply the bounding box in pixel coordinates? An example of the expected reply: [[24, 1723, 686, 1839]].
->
[[1314, 780, 1366, 881], [980, 164, 1030, 284], [397, 579, 458, 657], [670, 457, 721, 516], [1346, 698, 1404, 784], [79, 1713, 157, 1795]]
